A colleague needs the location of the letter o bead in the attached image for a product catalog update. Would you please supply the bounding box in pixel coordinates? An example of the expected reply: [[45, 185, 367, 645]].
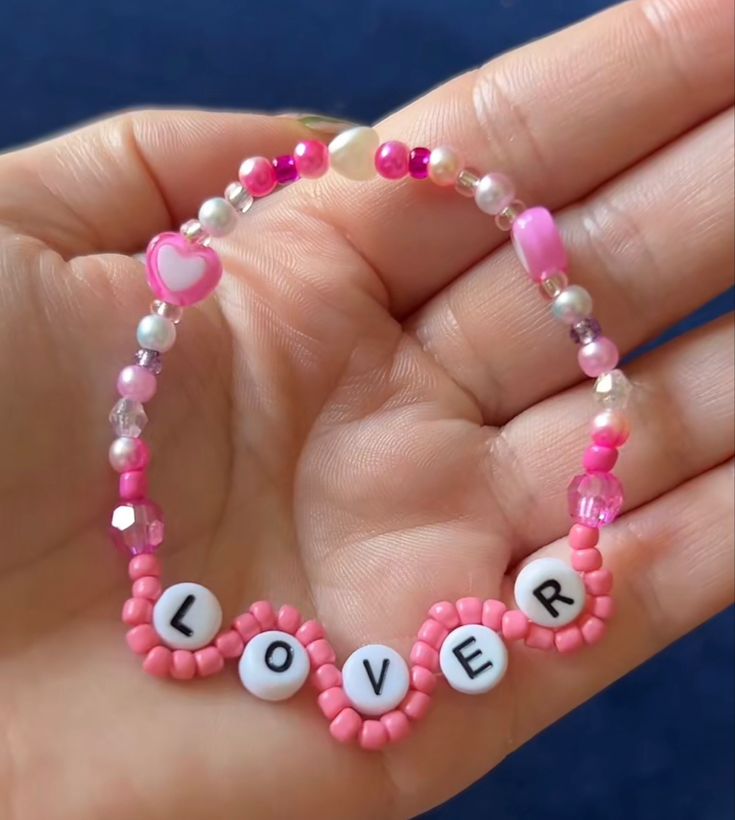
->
[[439, 624, 508, 695], [238, 630, 310, 701]]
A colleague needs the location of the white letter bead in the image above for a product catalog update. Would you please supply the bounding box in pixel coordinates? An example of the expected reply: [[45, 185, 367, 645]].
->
[[439, 625, 508, 694], [342, 644, 410, 716], [514, 557, 586, 628], [238, 631, 310, 702], [152, 583, 223, 650]]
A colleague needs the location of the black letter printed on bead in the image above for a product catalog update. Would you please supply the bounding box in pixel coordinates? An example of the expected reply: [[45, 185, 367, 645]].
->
[[362, 658, 390, 695], [265, 640, 294, 673], [169, 594, 196, 637], [532, 580, 575, 619], [451, 636, 493, 679]]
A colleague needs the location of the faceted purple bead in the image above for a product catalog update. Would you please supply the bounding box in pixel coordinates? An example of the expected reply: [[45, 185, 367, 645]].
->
[[273, 155, 299, 185], [109, 500, 164, 555], [568, 472, 624, 527], [408, 147, 431, 179], [570, 317, 602, 345]]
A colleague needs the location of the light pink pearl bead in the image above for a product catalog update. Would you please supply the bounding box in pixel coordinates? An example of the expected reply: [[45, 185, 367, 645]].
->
[[375, 140, 410, 179], [585, 569, 614, 596], [117, 365, 157, 403], [293, 140, 329, 178], [428, 145, 463, 186], [239, 156, 277, 197], [583, 444, 618, 472], [591, 409, 630, 447], [578, 337, 620, 378]]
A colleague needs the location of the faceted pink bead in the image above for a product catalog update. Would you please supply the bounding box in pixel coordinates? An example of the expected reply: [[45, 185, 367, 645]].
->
[[293, 140, 329, 178], [375, 141, 410, 179], [117, 365, 157, 403], [273, 155, 299, 185], [110, 499, 164, 555], [408, 147, 431, 179], [239, 156, 277, 197], [568, 472, 624, 527]]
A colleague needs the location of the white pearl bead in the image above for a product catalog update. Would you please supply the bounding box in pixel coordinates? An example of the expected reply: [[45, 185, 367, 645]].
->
[[328, 126, 379, 181], [474, 173, 516, 215], [136, 314, 176, 353], [428, 146, 463, 186], [108, 437, 143, 472], [198, 197, 238, 237], [551, 285, 594, 324]]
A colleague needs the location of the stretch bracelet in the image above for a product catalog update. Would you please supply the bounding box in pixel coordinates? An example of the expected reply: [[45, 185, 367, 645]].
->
[[110, 126, 630, 751]]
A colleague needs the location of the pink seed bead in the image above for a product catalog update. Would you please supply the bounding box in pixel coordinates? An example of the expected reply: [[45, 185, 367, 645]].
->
[[572, 548, 603, 572], [555, 625, 584, 654], [456, 597, 483, 625], [401, 690, 431, 721], [122, 597, 153, 626], [381, 710, 411, 743], [583, 445, 618, 473], [126, 624, 159, 655], [249, 601, 276, 630], [120, 470, 148, 501], [171, 650, 196, 680], [143, 645, 172, 677], [233, 612, 261, 643], [277, 604, 302, 634], [429, 601, 460, 629], [194, 646, 224, 677], [307, 638, 336, 667], [591, 595, 616, 620], [273, 154, 299, 185], [296, 619, 325, 646], [580, 614, 607, 645], [375, 140, 410, 179], [591, 409, 630, 448], [293, 140, 330, 178], [482, 599, 507, 631], [318, 686, 350, 720], [408, 147, 431, 179], [128, 554, 161, 580], [117, 365, 157, 403], [359, 720, 389, 751], [501, 610, 529, 641], [311, 663, 342, 692], [417, 619, 448, 649], [132, 575, 162, 601], [525, 624, 556, 651], [578, 337, 620, 378], [410, 665, 437, 694], [511, 207, 568, 282], [569, 524, 599, 550], [329, 708, 362, 743], [585, 569, 614, 596], [239, 156, 277, 197], [409, 641, 439, 672], [215, 630, 244, 659]]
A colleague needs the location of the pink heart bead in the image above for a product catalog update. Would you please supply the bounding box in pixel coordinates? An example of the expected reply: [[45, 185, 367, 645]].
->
[[146, 231, 223, 307]]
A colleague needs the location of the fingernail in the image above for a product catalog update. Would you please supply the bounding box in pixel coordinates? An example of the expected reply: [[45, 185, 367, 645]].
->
[[280, 113, 361, 135]]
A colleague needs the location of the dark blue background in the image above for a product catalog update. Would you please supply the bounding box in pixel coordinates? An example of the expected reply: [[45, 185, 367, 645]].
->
[[1, 1, 731, 817]]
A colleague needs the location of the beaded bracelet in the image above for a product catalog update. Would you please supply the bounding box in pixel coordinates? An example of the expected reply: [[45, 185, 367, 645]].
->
[[111, 126, 630, 751]]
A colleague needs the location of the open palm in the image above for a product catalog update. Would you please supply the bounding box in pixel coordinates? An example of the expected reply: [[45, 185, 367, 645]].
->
[[0, 1, 733, 818]]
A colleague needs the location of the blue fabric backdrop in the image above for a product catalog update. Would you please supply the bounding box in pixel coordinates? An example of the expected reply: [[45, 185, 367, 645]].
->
[[1, 1, 732, 817]]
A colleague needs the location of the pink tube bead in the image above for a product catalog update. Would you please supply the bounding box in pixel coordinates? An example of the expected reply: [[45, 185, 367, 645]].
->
[[409, 641, 439, 671], [195, 646, 224, 677], [583, 445, 618, 473], [296, 619, 325, 646], [307, 638, 336, 667], [132, 575, 162, 601], [580, 614, 607, 645], [330, 708, 362, 743], [311, 664, 342, 692], [215, 630, 244, 659], [359, 720, 389, 751], [117, 365, 157, 402], [501, 610, 529, 641], [417, 618, 448, 649], [239, 156, 277, 197], [171, 650, 197, 680], [591, 409, 630, 448], [585, 569, 614, 596], [410, 665, 437, 694], [319, 687, 350, 720], [401, 690, 431, 721], [555, 625, 584, 654], [126, 624, 159, 655], [122, 597, 153, 626], [591, 595, 616, 620], [233, 612, 261, 643], [375, 141, 410, 179], [429, 601, 460, 629], [249, 601, 276, 630], [569, 524, 599, 550], [578, 337, 620, 378], [293, 140, 329, 178], [511, 207, 568, 282], [525, 624, 555, 651], [482, 599, 507, 630], [381, 711, 411, 743], [143, 646, 172, 677], [277, 604, 302, 634]]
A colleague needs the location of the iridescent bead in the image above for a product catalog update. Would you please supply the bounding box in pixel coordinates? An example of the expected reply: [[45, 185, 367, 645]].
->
[[454, 168, 480, 197], [151, 300, 183, 324], [136, 349, 163, 375], [109, 437, 150, 473], [570, 318, 602, 345], [539, 272, 569, 299], [109, 398, 148, 438], [428, 146, 463, 187], [568, 472, 624, 527], [408, 147, 431, 179], [552, 286, 593, 324], [137, 314, 176, 353], [578, 336, 619, 377], [117, 364, 157, 402], [495, 200, 527, 232], [474, 173, 516, 216], [225, 182, 254, 214], [594, 369, 633, 410], [273, 155, 299, 185], [198, 197, 238, 237], [179, 219, 210, 245], [110, 499, 164, 555]]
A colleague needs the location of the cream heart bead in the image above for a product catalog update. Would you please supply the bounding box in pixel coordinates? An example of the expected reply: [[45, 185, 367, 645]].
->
[[328, 126, 380, 181]]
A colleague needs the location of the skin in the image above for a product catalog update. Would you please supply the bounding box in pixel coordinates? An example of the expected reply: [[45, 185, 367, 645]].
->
[[0, 0, 732, 817]]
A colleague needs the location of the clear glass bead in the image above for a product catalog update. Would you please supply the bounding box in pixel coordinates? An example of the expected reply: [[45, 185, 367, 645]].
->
[[179, 219, 211, 246], [135, 348, 163, 375], [110, 500, 164, 555], [570, 317, 602, 345], [539, 272, 569, 300], [568, 472, 624, 527], [454, 168, 480, 197], [151, 300, 183, 324], [225, 181, 254, 214], [594, 369, 633, 410], [109, 398, 148, 438], [495, 199, 527, 231]]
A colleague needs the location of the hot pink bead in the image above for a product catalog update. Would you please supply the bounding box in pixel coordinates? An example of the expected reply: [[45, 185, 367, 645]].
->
[[511, 207, 568, 282], [329, 708, 362, 743], [126, 624, 159, 655], [408, 147, 431, 179], [122, 597, 153, 626], [249, 601, 276, 630], [110, 499, 164, 555], [482, 599, 507, 630], [359, 720, 389, 751], [295, 619, 325, 646], [195, 646, 224, 677], [410, 665, 437, 695], [273, 154, 299, 185], [578, 337, 620, 378], [585, 569, 614, 596], [307, 638, 336, 667], [555, 625, 584, 654], [569, 524, 599, 550], [381, 711, 411, 743], [215, 630, 244, 659], [417, 619, 448, 649], [311, 663, 342, 692], [375, 141, 410, 179], [583, 444, 618, 473], [409, 641, 439, 672], [171, 650, 197, 680], [318, 686, 350, 720], [501, 610, 529, 641], [429, 601, 460, 629], [402, 690, 431, 721], [120, 470, 148, 501], [293, 140, 330, 178], [128, 554, 161, 580], [591, 595, 616, 620], [456, 597, 483, 625], [568, 472, 624, 527], [525, 624, 555, 651], [132, 575, 162, 601], [117, 365, 157, 403], [143, 645, 172, 678], [233, 612, 261, 643], [580, 614, 607, 645], [572, 548, 603, 572], [277, 604, 302, 634], [591, 409, 630, 448], [239, 156, 277, 197]]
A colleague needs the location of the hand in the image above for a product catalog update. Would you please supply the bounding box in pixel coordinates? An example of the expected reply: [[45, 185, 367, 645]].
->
[[0, 1, 732, 817]]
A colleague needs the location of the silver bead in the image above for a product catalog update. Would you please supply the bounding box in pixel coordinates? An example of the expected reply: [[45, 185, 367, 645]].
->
[[225, 182, 254, 214], [136, 314, 176, 353], [198, 197, 238, 237], [551, 285, 594, 324], [454, 168, 480, 197]]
